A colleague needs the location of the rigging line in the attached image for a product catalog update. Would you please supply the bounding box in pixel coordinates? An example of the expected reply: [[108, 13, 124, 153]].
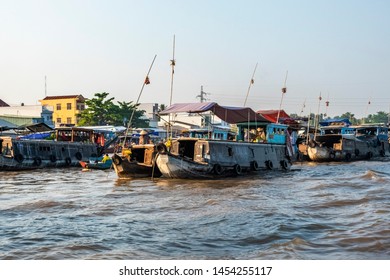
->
[[122, 54, 157, 147], [243, 62, 258, 107]]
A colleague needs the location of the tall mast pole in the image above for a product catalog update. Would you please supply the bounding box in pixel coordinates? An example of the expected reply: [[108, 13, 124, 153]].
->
[[243, 62, 258, 107], [276, 70, 288, 123], [168, 35, 176, 138]]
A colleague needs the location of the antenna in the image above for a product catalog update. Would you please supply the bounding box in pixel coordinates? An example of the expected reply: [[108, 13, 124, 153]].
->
[[197, 86, 210, 102], [45, 76, 47, 96], [243, 62, 258, 107], [276, 70, 288, 123]]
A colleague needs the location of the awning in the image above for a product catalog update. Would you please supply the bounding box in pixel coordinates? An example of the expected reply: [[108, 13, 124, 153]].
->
[[160, 102, 269, 124], [257, 109, 291, 123]]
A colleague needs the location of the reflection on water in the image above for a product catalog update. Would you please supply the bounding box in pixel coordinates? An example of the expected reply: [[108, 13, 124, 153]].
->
[[1, 160, 390, 259]]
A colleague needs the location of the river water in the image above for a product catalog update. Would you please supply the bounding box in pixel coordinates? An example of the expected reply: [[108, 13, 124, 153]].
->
[[1, 159, 389, 260]]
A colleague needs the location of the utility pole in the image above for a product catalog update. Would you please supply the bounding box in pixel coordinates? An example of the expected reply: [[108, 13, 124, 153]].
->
[[197, 86, 210, 103]]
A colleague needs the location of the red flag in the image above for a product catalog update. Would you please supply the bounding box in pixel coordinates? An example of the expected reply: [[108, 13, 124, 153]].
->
[[144, 76, 150, 85]]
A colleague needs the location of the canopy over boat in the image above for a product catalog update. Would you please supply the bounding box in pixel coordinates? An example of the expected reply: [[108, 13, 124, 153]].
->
[[319, 118, 351, 126], [159, 102, 269, 124], [257, 109, 290, 123]]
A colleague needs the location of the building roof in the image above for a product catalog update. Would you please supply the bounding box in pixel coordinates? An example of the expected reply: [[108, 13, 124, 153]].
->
[[160, 102, 269, 124], [0, 99, 10, 107], [41, 95, 86, 101]]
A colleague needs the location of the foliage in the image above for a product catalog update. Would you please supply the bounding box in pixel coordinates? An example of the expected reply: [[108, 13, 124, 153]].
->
[[77, 92, 149, 127]]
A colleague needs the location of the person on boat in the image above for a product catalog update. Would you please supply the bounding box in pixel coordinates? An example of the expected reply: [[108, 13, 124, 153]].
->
[[102, 154, 110, 163], [256, 127, 266, 142], [139, 130, 150, 145]]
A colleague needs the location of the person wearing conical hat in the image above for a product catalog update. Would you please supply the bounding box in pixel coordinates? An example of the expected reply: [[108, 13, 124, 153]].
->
[[139, 130, 150, 144]]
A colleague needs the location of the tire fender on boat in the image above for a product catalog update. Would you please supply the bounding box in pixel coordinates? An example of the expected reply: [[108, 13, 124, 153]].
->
[[251, 160, 260, 171], [233, 164, 242, 175], [265, 160, 273, 170], [49, 155, 57, 162], [113, 154, 122, 165], [345, 153, 352, 161], [280, 160, 288, 170], [14, 154, 24, 163], [380, 150, 385, 157], [354, 149, 360, 156], [65, 157, 72, 166], [75, 152, 83, 161], [157, 143, 168, 154], [329, 151, 336, 159], [308, 140, 317, 148], [366, 151, 373, 159], [33, 157, 42, 166], [213, 163, 223, 175]]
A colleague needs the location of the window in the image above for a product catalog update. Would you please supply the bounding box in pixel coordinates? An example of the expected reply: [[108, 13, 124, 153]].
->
[[67, 117, 72, 124], [56, 118, 61, 124], [67, 103, 72, 110], [56, 104, 61, 110]]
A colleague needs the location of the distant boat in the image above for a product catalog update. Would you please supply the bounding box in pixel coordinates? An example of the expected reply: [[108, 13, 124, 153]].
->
[[155, 102, 292, 179], [79, 156, 113, 170], [0, 127, 116, 171], [307, 123, 389, 162]]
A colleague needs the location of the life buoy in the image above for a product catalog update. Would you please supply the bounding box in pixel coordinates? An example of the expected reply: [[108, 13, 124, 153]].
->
[[113, 154, 122, 165], [75, 152, 82, 160], [65, 157, 72, 166], [213, 163, 222, 175], [49, 155, 57, 162], [14, 154, 24, 163], [251, 160, 260, 171], [33, 157, 42, 166], [345, 153, 352, 161], [233, 164, 242, 175], [265, 160, 273, 170], [280, 160, 288, 170], [354, 149, 360, 156], [157, 143, 168, 154]]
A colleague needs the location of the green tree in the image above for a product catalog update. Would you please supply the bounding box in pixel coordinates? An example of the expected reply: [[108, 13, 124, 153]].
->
[[116, 101, 149, 128], [334, 112, 360, 125], [364, 111, 389, 124], [77, 92, 149, 127]]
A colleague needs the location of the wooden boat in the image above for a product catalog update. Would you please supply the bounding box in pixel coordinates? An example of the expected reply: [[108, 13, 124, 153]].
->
[[111, 144, 162, 178], [0, 127, 115, 171], [155, 102, 292, 179], [307, 124, 389, 162], [79, 157, 113, 170]]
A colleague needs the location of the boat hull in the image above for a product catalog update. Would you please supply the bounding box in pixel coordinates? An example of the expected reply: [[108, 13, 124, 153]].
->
[[0, 138, 98, 171], [156, 139, 291, 179], [307, 135, 389, 162], [111, 144, 162, 178]]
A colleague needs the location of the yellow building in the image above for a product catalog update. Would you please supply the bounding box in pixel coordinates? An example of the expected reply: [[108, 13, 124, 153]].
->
[[40, 95, 86, 127]]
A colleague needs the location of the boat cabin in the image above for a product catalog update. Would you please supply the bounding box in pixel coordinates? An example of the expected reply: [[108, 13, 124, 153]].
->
[[188, 127, 231, 140], [236, 122, 288, 144]]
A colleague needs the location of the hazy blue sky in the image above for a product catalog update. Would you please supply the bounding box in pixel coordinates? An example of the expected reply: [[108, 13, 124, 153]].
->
[[1, 0, 389, 118]]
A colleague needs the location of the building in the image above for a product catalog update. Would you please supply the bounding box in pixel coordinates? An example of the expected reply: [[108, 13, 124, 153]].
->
[[137, 103, 159, 128], [40, 95, 86, 127], [0, 104, 54, 127]]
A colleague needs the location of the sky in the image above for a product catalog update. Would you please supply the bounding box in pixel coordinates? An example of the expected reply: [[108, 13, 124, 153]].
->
[[1, 0, 389, 118]]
